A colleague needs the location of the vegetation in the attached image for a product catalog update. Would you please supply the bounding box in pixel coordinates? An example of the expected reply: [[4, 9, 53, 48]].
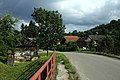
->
[[81, 51, 120, 59], [65, 19, 120, 49], [21, 8, 65, 55], [0, 52, 52, 80], [0, 14, 21, 63], [56, 53, 78, 80], [100, 35, 114, 48], [0, 61, 30, 80], [1, 6, 120, 80], [56, 42, 79, 51]]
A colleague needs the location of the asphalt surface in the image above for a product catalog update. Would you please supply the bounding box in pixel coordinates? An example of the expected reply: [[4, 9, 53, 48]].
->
[[63, 52, 120, 80]]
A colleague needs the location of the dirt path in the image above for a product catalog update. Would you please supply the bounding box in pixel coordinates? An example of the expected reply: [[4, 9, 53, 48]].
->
[[56, 63, 69, 80]]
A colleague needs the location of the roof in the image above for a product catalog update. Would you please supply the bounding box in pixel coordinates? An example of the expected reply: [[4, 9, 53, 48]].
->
[[64, 36, 79, 42], [89, 35, 105, 41], [77, 37, 91, 42], [16, 37, 37, 48]]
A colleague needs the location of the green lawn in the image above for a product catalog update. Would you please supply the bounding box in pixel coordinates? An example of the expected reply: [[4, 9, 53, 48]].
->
[[0, 51, 78, 80], [0, 52, 52, 80]]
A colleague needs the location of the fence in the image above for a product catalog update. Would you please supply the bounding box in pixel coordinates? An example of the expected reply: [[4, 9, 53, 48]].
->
[[29, 50, 56, 80], [96, 47, 120, 55]]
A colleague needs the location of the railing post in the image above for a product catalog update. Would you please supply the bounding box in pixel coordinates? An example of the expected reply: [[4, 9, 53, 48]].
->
[[46, 64, 49, 80], [38, 75, 41, 80]]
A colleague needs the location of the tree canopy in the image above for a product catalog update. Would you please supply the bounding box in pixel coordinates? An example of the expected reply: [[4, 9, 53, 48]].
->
[[21, 8, 65, 54], [31, 8, 65, 48], [0, 14, 21, 62]]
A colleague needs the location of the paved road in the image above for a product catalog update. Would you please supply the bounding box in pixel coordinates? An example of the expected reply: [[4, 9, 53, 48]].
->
[[63, 52, 120, 80]]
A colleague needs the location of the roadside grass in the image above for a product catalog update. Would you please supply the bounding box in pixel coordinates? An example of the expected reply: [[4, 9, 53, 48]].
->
[[0, 52, 53, 80], [56, 53, 78, 80], [81, 51, 120, 59], [0, 61, 31, 80]]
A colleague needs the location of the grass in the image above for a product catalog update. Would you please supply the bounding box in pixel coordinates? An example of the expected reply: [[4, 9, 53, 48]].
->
[[0, 61, 31, 80], [0, 51, 53, 80], [56, 53, 78, 80], [81, 51, 120, 59]]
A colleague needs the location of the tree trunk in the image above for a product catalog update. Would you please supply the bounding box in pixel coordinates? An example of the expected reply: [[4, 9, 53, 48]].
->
[[47, 46, 48, 56], [7, 50, 14, 66], [37, 45, 39, 58]]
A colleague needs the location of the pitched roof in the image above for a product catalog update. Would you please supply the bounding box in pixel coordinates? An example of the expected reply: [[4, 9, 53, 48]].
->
[[77, 37, 91, 42], [64, 36, 79, 42], [89, 35, 105, 41], [16, 37, 37, 48]]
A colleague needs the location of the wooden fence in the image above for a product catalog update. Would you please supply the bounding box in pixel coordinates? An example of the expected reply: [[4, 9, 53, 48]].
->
[[96, 47, 120, 55], [29, 50, 56, 80]]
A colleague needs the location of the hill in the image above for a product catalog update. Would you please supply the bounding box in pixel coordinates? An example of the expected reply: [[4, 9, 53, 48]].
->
[[85, 19, 120, 35], [66, 19, 120, 47], [84, 19, 120, 47]]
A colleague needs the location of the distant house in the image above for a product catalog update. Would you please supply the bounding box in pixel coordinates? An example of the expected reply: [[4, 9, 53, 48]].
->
[[89, 35, 105, 41], [16, 37, 38, 57], [77, 35, 105, 48], [61, 36, 79, 44], [77, 36, 91, 48], [89, 35, 105, 46], [89, 35, 105, 47]]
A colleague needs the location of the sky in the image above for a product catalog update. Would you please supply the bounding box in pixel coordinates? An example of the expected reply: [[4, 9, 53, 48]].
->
[[0, 0, 120, 32]]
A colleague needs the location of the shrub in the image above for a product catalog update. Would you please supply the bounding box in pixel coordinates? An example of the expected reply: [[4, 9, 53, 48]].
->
[[0, 56, 7, 63], [57, 42, 79, 51]]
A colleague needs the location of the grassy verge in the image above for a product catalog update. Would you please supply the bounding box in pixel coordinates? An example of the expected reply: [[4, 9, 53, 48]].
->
[[56, 53, 78, 80], [81, 51, 120, 59], [0, 51, 53, 80]]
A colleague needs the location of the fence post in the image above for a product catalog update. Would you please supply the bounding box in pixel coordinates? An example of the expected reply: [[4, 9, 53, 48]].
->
[[38, 75, 41, 80]]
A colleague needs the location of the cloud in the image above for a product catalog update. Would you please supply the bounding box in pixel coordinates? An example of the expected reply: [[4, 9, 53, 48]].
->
[[0, 0, 120, 32], [65, 24, 94, 33], [15, 20, 29, 31], [0, 0, 35, 20], [81, 0, 120, 25], [63, 0, 120, 32]]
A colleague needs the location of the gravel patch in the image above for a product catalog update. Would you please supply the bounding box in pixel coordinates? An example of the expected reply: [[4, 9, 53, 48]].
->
[[56, 63, 69, 80]]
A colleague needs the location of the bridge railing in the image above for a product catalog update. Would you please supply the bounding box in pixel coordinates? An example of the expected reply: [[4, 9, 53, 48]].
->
[[29, 50, 56, 80]]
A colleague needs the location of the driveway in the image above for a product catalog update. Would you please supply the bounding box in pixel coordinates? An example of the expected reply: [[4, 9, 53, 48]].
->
[[63, 52, 120, 80]]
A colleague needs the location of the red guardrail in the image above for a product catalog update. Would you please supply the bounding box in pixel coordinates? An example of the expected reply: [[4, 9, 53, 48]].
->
[[29, 50, 56, 80]]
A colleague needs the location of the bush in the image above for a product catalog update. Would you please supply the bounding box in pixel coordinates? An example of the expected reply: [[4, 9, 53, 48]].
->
[[0, 56, 7, 63], [56, 42, 79, 51]]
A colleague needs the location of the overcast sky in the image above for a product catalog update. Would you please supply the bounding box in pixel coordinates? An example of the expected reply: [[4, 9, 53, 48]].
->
[[0, 0, 120, 32]]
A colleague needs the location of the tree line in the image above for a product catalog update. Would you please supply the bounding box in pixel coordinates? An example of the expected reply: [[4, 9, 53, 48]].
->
[[66, 19, 120, 48]]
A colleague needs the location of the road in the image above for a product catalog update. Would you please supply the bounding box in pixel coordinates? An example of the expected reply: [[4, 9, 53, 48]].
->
[[63, 52, 120, 80]]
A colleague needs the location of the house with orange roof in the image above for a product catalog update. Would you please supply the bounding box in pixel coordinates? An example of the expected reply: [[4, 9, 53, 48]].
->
[[61, 36, 79, 44]]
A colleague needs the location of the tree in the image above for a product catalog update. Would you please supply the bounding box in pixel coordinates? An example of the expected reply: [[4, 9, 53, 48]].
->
[[21, 20, 38, 38], [72, 30, 78, 36], [101, 35, 114, 48], [31, 8, 65, 55], [89, 39, 96, 50], [0, 14, 20, 63]]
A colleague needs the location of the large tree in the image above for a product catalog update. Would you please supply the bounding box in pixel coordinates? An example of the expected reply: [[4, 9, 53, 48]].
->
[[21, 20, 39, 38], [31, 8, 65, 54], [19, 8, 66, 55], [100, 35, 114, 48], [0, 14, 20, 63]]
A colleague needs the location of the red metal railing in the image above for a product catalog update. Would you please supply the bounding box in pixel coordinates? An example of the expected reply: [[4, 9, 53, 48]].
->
[[29, 50, 56, 80]]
